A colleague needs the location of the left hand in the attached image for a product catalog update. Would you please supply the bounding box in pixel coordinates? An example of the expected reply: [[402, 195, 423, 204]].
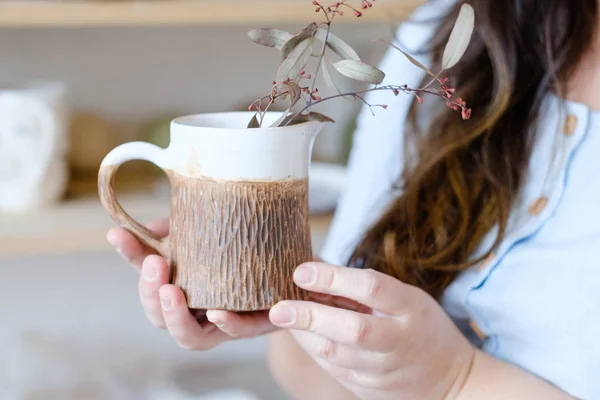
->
[[268, 262, 476, 400]]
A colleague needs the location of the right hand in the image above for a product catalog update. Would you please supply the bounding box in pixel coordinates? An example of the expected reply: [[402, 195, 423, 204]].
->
[[106, 218, 278, 351]]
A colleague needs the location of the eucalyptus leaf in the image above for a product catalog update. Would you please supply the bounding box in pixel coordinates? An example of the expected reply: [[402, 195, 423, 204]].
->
[[281, 112, 336, 126], [442, 4, 475, 69], [247, 113, 260, 128], [247, 28, 293, 49], [303, 112, 335, 123], [280, 22, 319, 60], [376, 39, 436, 78], [321, 58, 343, 95], [270, 109, 292, 127], [332, 59, 385, 84], [276, 38, 314, 82], [284, 81, 302, 106], [316, 27, 360, 61]]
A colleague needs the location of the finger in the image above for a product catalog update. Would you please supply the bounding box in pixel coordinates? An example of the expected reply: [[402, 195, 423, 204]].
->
[[269, 301, 401, 352], [138, 255, 170, 329], [106, 218, 169, 270], [159, 285, 230, 351], [206, 310, 276, 338], [333, 297, 371, 314], [293, 342, 387, 392], [293, 262, 413, 315], [291, 330, 397, 375]]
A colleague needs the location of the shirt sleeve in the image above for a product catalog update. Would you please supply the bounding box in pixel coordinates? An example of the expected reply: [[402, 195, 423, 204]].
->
[[319, 0, 452, 265]]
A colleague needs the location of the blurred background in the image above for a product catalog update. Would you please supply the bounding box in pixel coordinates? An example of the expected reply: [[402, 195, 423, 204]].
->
[[0, 1, 420, 399]]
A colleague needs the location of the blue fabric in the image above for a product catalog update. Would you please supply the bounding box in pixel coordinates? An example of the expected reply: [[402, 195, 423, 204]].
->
[[319, 1, 600, 398]]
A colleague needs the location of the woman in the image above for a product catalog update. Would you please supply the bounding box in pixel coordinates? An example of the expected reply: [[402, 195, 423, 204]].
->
[[107, 0, 599, 398]]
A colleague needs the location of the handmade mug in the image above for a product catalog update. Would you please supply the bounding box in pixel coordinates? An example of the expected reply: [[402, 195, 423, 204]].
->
[[98, 112, 324, 311]]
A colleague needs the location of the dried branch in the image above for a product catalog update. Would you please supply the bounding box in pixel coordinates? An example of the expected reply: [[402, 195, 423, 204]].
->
[[246, 1, 475, 128]]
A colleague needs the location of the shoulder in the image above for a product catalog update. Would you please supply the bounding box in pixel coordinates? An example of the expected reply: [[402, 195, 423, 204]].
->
[[443, 96, 600, 399], [319, 0, 455, 265]]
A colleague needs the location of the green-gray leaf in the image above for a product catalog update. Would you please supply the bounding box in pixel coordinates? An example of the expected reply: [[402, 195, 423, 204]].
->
[[376, 39, 436, 78], [332, 59, 385, 84], [282, 112, 336, 126], [442, 4, 475, 69], [316, 27, 360, 61], [247, 113, 260, 128], [321, 58, 343, 95], [276, 38, 314, 83], [280, 22, 318, 60], [284, 81, 302, 106], [270, 109, 292, 128], [247, 28, 293, 49], [303, 112, 335, 123]]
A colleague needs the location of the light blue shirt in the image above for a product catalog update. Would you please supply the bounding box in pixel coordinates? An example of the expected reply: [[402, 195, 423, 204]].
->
[[319, 1, 600, 398]]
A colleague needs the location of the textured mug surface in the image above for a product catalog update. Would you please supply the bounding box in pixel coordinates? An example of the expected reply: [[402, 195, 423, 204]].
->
[[98, 112, 324, 311]]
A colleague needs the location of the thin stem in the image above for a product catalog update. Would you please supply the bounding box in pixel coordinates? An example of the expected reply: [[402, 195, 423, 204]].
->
[[340, 2, 361, 14], [308, 22, 331, 97], [308, 0, 348, 99], [259, 98, 276, 127], [420, 69, 444, 91], [354, 93, 377, 115], [295, 84, 468, 115], [307, 0, 347, 99]]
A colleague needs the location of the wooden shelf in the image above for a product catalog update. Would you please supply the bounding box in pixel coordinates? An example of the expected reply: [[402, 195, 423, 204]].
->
[[0, 181, 334, 258], [0, 0, 423, 28]]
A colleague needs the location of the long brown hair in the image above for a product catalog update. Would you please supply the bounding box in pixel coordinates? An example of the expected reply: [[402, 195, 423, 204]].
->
[[348, 0, 598, 300]]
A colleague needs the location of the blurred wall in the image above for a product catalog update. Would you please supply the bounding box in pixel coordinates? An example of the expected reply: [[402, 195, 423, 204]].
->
[[0, 24, 390, 161]]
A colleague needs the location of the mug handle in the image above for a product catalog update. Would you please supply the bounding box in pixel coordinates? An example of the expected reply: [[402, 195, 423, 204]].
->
[[98, 142, 171, 259]]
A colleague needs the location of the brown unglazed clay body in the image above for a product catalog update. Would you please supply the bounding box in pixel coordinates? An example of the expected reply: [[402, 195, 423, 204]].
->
[[169, 174, 311, 311], [98, 112, 325, 313]]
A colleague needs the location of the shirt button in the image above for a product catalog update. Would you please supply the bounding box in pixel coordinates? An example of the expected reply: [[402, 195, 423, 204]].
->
[[563, 114, 577, 135], [528, 196, 548, 216], [469, 320, 487, 340]]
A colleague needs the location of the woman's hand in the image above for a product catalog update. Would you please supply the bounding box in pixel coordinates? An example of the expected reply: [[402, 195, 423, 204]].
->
[[268, 261, 476, 400], [106, 219, 277, 351]]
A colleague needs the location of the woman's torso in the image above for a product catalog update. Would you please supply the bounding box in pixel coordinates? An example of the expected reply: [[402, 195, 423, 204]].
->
[[319, 1, 600, 398]]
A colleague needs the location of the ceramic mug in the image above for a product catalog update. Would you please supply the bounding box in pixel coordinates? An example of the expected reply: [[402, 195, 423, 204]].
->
[[98, 112, 324, 311]]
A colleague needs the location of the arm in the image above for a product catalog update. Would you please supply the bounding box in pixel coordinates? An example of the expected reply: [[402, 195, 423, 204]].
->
[[268, 328, 574, 400], [454, 350, 576, 400]]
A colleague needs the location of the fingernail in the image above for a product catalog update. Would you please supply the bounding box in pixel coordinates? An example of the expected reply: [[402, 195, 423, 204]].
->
[[294, 264, 316, 285], [143, 263, 158, 282], [106, 230, 119, 247], [160, 295, 172, 310], [270, 305, 296, 326]]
